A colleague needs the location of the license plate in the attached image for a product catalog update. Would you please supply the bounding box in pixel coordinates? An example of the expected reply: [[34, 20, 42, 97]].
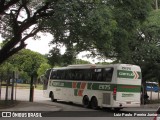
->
[[126, 102, 131, 104]]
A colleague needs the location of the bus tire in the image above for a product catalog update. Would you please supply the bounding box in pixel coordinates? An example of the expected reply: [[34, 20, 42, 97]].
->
[[90, 97, 98, 109], [50, 92, 57, 102], [83, 96, 90, 108]]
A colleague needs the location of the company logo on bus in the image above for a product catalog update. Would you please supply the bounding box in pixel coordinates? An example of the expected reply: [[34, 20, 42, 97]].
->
[[117, 70, 141, 79]]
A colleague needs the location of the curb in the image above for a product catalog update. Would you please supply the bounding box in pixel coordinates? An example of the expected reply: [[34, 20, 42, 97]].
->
[[0, 100, 20, 109], [140, 104, 159, 109], [0, 101, 63, 111]]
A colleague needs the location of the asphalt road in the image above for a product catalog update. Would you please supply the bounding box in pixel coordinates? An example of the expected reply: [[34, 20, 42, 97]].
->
[[0, 88, 158, 120], [1, 87, 159, 101]]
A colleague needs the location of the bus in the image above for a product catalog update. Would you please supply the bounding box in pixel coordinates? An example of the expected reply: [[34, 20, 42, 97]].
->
[[43, 64, 142, 110]]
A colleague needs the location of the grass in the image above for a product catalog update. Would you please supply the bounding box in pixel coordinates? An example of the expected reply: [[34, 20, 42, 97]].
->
[[16, 83, 30, 89], [34, 84, 43, 90], [16, 83, 43, 90], [148, 99, 160, 104], [1, 83, 43, 90]]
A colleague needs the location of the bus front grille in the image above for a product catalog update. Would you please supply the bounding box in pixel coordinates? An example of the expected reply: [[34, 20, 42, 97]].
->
[[103, 93, 111, 104]]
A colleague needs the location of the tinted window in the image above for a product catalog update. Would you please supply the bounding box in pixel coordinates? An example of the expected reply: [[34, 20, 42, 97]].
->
[[45, 69, 51, 79], [103, 68, 113, 82], [50, 70, 58, 79], [49, 68, 113, 82], [94, 69, 103, 81]]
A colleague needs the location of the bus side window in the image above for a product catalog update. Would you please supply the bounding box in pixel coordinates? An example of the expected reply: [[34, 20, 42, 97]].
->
[[103, 68, 113, 82], [96, 73, 102, 81], [59, 70, 66, 79], [79, 70, 85, 80], [95, 69, 102, 81], [65, 70, 70, 80], [50, 70, 57, 79], [57, 70, 61, 79], [84, 69, 93, 81], [74, 69, 84, 80], [45, 69, 51, 79]]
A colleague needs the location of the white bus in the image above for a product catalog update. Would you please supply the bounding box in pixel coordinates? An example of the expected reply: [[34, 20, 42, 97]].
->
[[43, 64, 142, 110]]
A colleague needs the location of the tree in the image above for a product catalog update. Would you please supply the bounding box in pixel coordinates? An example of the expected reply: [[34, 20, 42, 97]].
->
[[0, 0, 152, 65], [0, 62, 16, 81], [48, 47, 77, 67], [131, 9, 160, 82], [0, 0, 110, 64], [47, 0, 152, 63], [0, 0, 56, 64], [73, 59, 90, 64], [0, 49, 49, 83], [37, 63, 51, 78]]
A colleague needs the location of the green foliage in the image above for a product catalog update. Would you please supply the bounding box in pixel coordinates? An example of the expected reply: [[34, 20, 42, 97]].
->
[[45, 0, 152, 64], [0, 49, 49, 83], [95, 62, 110, 65], [0, 0, 157, 83], [18, 71, 30, 83], [131, 9, 160, 82], [37, 63, 51, 78], [110, 0, 152, 63], [48, 45, 77, 66], [73, 59, 91, 64], [47, 0, 117, 54], [0, 62, 16, 81], [8, 49, 47, 75]]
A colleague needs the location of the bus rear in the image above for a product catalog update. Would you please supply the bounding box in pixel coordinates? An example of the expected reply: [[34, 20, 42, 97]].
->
[[112, 64, 142, 108]]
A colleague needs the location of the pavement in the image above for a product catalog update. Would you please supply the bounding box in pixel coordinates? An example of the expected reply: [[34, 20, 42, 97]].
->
[[0, 101, 159, 111], [141, 103, 160, 109], [0, 101, 62, 111]]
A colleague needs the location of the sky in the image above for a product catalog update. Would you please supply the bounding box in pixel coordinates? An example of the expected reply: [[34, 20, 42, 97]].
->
[[25, 33, 54, 55], [0, 33, 112, 64]]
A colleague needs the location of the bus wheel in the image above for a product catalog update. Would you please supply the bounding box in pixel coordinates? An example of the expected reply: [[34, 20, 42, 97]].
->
[[90, 97, 98, 109], [83, 96, 90, 108], [50, 92, 57, 102]]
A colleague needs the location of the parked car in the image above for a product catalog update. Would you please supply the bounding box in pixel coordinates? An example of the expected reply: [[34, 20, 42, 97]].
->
[[146, 82, 160, 92]]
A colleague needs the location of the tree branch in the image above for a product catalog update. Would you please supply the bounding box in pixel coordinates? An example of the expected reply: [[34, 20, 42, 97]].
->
[[0, 0, 20, 15], [0, 42, 26, 64], [21, 28, 40, 42], [33, 2, 50, 17], [15, 5, 23, 20], [22, 0, 30, 19], [10, 10, 20, 35], [0, 1, 56, 65]]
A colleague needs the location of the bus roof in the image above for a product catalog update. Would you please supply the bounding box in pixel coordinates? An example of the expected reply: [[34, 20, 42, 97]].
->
[[67, 64, 96, 68], [67, 64, 140, 69], [49, 64, 140, 70]]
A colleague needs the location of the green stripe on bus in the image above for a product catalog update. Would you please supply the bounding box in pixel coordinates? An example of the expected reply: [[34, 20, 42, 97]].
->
[[87, 83, 114, 91], [117, 70, 141, 79], [50, 81, 141, 93], [74, 89, 78, 96], [77, 82, 81, 89], [87, 83, 92, 89], [87, 83, 140, 92], [117, 84, 141, 92], [51, 81, 72, 88]]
